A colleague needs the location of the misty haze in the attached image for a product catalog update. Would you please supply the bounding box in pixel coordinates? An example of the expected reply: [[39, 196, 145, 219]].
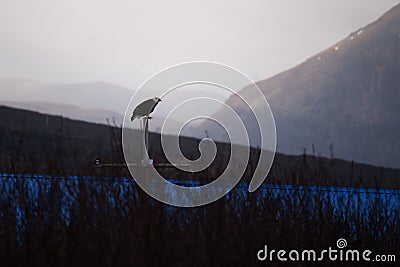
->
[[0, 1, 400, 266]]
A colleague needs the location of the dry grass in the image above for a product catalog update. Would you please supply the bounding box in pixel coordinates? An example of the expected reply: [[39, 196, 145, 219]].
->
[[0, 173, 399, 266]]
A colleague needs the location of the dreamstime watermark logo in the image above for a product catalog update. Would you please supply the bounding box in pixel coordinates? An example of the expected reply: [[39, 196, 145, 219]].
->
[[122, 62, 276, 207], [336, 238, 347, 249], [257, 238, 396, 263]]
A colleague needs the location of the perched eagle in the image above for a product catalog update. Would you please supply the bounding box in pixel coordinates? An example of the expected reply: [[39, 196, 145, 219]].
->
[[130, 97, 162, 121]]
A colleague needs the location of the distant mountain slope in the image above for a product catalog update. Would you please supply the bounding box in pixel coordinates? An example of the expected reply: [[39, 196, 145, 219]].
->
[[0, 100, 124, 126], [209, 4, 400, 168], [0, 80, 191, 133], [0, 78, 133, 114], [0, 100, 191, 135]]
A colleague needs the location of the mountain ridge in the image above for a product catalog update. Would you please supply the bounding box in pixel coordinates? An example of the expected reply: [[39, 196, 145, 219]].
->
[[209, 3, 400, 168]]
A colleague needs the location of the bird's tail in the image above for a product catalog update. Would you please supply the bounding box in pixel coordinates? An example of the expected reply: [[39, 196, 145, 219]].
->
[[130, 115, 139, 121]]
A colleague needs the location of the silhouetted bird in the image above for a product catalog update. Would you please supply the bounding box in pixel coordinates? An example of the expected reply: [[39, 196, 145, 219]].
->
[[130, 97, 162, 121]]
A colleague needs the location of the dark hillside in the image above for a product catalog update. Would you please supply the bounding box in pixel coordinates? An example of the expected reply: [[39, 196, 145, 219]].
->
[[1, 105, 399, 188]]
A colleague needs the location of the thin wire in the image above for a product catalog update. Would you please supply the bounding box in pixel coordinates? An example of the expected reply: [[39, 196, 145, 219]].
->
[[0, 173, 134, 183], [0, 173, 398, 195]]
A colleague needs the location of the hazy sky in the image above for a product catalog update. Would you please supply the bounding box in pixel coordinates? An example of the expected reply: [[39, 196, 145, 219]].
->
[[0, 0, 399, 90]]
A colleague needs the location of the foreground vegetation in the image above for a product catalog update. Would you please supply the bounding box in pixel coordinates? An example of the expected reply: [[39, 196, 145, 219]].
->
[[0, 173, 399, 266]]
